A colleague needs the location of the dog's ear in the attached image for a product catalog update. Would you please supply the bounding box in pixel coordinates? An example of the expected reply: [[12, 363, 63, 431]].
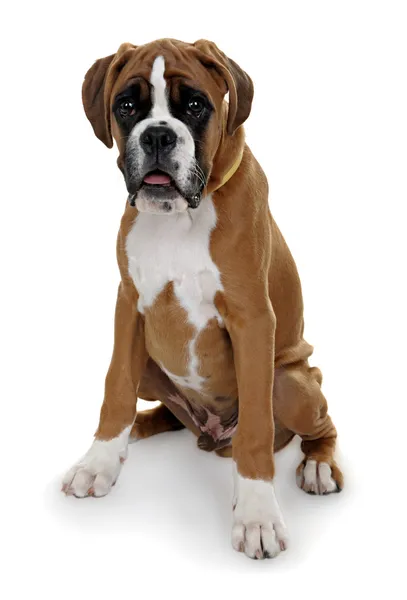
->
[[193, 39, 254, 136], [82, 43, 137, 148]]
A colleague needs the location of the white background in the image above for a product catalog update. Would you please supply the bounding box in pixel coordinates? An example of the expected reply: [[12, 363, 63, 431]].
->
[[1, 1, 406, 598]]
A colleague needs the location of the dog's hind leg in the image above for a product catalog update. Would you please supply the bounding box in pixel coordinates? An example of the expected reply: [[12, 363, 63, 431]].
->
[[130, 403, 185, 441], [273, 361, 344, 495]]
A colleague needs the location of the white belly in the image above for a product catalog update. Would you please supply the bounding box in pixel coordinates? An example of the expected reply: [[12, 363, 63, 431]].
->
[[125, 195, 224, 392]]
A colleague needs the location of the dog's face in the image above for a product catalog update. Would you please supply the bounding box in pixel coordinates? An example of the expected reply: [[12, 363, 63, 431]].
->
[[82, 39, 253, 214], [115, 53, 213, 214]]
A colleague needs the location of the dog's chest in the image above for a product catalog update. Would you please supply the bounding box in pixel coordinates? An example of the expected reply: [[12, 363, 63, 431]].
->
[[126, 197, 223, 320], [126, 198, 225, 392]]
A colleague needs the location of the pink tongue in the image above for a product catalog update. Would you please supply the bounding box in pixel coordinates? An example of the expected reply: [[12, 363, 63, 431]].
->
[[143, 173, 171, 185]]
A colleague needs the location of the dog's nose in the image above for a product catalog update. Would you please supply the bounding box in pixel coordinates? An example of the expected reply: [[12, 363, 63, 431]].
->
[[140, 126, 177, 156]]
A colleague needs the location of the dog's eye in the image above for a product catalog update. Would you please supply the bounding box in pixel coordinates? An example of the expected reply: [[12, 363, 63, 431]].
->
[[119, 100, 136, 119], [188, 96, 205, 117]]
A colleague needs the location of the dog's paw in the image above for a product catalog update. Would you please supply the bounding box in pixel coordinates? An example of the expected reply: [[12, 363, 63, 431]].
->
[[232, 467, 288, 560], [296, 459, 343, 495], [62, 430, 130, 498]]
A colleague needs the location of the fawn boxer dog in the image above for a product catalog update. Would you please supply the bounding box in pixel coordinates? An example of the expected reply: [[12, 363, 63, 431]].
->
[[62, 38, 343, 559]]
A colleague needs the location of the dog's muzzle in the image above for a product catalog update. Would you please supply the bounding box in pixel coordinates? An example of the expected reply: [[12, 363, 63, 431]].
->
[[124, 122, 205, 214]]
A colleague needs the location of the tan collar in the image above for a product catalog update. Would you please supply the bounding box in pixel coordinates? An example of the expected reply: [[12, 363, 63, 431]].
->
[[211, 148, 244, 193]]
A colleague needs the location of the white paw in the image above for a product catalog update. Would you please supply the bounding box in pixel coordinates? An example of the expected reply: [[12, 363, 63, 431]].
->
[[62, 427, 131, 498], [232, 465, 288, 560], [296, 459, 338, 495]]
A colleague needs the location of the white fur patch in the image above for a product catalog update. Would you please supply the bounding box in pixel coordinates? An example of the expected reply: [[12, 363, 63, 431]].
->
[[62, 426, 131, 498], [232, 462, 288, 558], [150, 56, 170, 118], [126, 195, 223, 392], [297, 459, 338, 494], [160, 356, 205, 391], [232, 463, 288, 559]]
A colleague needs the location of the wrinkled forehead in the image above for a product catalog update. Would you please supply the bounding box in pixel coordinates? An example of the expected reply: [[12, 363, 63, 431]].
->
[[111, 42, 223, 105]]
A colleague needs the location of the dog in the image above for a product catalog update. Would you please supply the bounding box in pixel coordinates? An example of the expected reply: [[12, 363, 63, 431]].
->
[[62, 38, 343, 560]]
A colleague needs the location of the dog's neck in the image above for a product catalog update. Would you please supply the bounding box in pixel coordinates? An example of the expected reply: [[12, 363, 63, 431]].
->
[[207, 104, 246, 194]]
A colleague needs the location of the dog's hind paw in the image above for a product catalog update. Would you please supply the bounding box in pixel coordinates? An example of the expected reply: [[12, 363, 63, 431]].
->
[[296, 459, 343, 495]]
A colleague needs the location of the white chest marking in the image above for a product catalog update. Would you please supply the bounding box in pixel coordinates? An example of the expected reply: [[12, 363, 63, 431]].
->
[[126, 196, 224, 391]]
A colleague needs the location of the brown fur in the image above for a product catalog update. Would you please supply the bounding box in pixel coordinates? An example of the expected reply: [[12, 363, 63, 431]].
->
[[83, 38, 342, 489], [130, 403, 185, 440]]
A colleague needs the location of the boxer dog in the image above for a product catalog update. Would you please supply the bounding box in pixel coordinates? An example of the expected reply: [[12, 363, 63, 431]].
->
[[62, 38, 343, 560]]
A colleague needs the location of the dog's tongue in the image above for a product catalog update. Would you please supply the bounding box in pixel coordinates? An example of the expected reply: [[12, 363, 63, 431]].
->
[[143, 172, 171, 185]]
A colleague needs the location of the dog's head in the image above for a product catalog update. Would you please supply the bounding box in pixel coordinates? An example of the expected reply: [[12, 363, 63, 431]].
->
[[82, 39, 253, 214]]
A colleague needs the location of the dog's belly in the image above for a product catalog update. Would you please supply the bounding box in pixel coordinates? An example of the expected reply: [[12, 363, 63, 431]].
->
[[126, 197, 239, 446], [144, 297, 238, 448]]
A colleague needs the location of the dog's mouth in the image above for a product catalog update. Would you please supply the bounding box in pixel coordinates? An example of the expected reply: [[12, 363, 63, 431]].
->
[[127, 167, 203, 213], [142, 169, 175, 189], [130, 168, 190, 214]]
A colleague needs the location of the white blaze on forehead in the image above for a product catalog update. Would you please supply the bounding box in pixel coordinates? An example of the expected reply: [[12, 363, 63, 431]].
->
[[150, 55, 171, 118]]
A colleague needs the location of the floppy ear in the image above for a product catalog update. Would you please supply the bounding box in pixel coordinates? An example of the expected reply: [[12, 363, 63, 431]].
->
[[82, 43, 137, 148], [193, 39, 254, 136]]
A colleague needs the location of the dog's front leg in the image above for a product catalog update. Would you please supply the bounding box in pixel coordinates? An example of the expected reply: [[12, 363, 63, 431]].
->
[[62, 283, 147, 498], [225, 306, 288, 559]]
